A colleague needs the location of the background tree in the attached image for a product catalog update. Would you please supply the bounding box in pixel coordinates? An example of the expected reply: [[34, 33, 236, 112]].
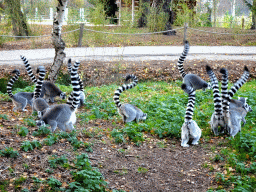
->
[[244, 0, 256, 29], [4, 0, 30, 38], [49, 0, 68, 82]]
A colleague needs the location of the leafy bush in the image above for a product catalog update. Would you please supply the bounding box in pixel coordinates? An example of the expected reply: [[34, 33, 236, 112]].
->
[[0, 147, 19, 158], [23, 116, 36, 127], [68, 153, 108, 191], [32, 126, 51, 137], [48, 155, 68, 168], [18, 126, 29, 137], [21, 140, 42, 152]]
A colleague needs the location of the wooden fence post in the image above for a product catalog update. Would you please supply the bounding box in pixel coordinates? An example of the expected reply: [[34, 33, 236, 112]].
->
[[78, 23, 84, 47], [184, 22, 188, 42], [241, 18, 245, 29]]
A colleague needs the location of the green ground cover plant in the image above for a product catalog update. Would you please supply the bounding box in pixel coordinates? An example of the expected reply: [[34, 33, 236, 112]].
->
[[0, 78, 255, 191]]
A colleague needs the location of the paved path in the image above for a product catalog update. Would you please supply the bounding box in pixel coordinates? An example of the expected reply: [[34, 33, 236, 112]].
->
[[0, 46, 255, 65]]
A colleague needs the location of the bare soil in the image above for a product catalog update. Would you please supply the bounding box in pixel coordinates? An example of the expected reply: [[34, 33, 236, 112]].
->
[[0, 59, 254, 191], [0, 25, 255, 191], [0, 25, 255, 50]]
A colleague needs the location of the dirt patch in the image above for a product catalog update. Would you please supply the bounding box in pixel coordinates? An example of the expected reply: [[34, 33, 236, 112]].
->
[[0, 26, 255, 50], [0, 102, 216, 191], [1, 60, 255, 88]]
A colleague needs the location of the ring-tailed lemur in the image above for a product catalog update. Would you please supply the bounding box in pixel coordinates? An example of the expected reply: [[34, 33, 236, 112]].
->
[[176, 40, 210, 93], [113, 74, 147, 123], [206, 65, 225, 135], [66, 58, 85, 107], [7, 69, 34, 112], [207, 66, 251, 137], [36, 61, 81, 132], [180, 84, 202, 147], [221, 66, 250, 136], [228, 97, 252, 137], [20, 55, 66, 103], [32, 66, 49, 118]]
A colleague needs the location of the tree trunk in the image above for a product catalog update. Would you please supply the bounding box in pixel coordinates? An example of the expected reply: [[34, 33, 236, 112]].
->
[[49, 0, 68, 82], [252, 0, 256, 29], [5, 0, 29, 38]]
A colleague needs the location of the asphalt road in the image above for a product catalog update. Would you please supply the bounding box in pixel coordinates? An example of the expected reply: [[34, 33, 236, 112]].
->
[[0, 46, 255, 66]]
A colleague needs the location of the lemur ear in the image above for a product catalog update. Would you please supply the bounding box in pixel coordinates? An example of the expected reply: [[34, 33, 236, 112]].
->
[[245, 97, 247, 101], [238, 97, 241, 100]]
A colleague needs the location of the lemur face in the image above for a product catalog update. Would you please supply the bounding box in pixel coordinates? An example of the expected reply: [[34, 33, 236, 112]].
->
[[60, 92, 66, 99]]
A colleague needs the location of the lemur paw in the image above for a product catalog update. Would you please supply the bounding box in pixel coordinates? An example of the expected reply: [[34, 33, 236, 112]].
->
[[181, 143, 190, 147]]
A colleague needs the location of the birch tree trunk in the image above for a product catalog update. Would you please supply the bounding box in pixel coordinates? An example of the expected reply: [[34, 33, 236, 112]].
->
[[49, 0, 68, 82]]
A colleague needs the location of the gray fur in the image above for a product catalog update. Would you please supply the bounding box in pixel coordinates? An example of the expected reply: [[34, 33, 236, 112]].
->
[[228, 97, 252, 137], [7, 69, 34, 112], [36, 61, 81, 132], [32, 66, 49, 118], [20, 55, 66, 103], [40, 81, 66, 103], [206, 65, 225, 135], [181, 84, 201, 147], [176, 41, 210, 93], [181, 120, 202, 147], [113, 74, 147, 123]]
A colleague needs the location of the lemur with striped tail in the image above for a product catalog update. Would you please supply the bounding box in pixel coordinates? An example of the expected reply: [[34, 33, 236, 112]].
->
[[180, 84, 202, 147], [20, 55, 66, 103], [220, 66, 251, 137], [66, 58, 85, 107], [113, 74, 147, 123], [36, 61, 81, 132], [32, 66, 49, 118], [7, 69, 34, 112], [176, 40, 210, 93], [206, 65, 225, 135]]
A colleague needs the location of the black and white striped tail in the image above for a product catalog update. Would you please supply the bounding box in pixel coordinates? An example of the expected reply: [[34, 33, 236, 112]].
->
[[69, 61, 81, 111], [7, 69, 20, 98], [114, 74, 138, 108], [66, 58, 84, 105], [177, 40, 189, 78], [34, 66, 46, 99], [181, 84, 195, 122], [20, 55, 37, 83], [226, 66, 249, 107], [220, 68, 229, 113], [67, 58, 72, 73], [206, 65, 223, 117]]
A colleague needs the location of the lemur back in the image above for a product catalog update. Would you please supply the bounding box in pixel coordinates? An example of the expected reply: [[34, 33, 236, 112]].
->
[[180, 84, 201, 147], [36, 61, 81, 132], [229, 97, 252, 137], [7, 69, 34, 112], [66, 58, 85, 107], [221, 66, 250, 136], [113, 74, 147, 123], [176, 41, 209, 92], [32, 66, 49, 118], [206, 65, 225, 135], [21, 55, 66, 103]]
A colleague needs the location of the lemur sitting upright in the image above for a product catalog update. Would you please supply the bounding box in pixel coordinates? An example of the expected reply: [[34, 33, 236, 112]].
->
[[180, 84, 202, 147], [206, 66, 251, 137], [113, 74, 147, 123], [220, 66, 251, 137], [206, 65, 225, 135], [20, 55, 66, 103], [7, 69, 34, 112]]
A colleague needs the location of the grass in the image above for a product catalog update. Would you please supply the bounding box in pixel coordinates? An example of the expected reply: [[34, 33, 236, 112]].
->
[[0, 79, 255, 191]]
